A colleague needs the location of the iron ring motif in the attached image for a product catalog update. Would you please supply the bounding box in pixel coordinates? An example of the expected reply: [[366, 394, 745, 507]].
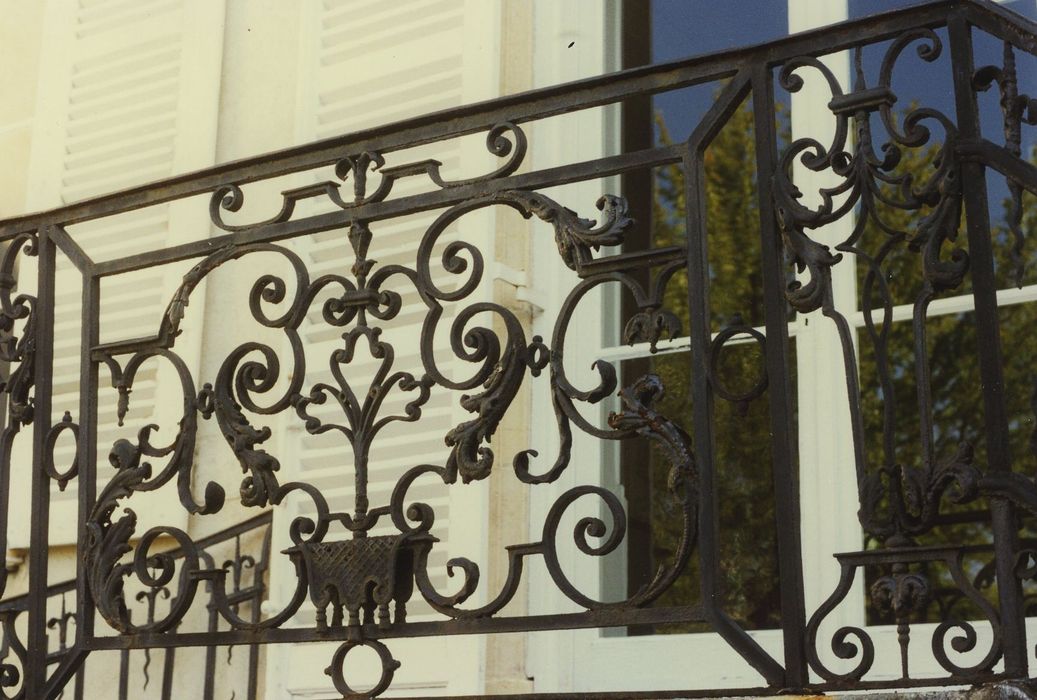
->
[[43, 411, 79, 491], [325, 639, 401, 699], [707, 318, 768, 415]]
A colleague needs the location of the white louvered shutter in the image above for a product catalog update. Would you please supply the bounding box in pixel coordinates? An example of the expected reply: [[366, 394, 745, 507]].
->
[[12, 0, 225, 547], [267, 1, 498, 696]]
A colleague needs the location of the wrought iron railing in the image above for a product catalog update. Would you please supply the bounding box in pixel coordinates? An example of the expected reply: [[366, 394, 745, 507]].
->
[[2, 0, 1037, 697], [0, 513, 270, 699]]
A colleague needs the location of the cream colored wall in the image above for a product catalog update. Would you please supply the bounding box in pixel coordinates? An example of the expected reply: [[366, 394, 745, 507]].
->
[[0, 1, 543, 696], [0, 0, 48, 593], [191, 0, 304, 542], [0, 0, 44, 219], [0, 25, 94, 654], [183, 10, 304, 691], [485, 2, 536, 692], [0, 0, 38, 593]]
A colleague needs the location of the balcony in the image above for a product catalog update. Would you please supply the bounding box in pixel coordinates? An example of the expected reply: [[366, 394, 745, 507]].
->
[[2, 0, 1037, 697]]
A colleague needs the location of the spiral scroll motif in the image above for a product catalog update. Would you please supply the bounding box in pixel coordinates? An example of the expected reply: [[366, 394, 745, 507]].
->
[[774, 31, 991, 543], [11, 4, 1037, 698], [775, 27, 1037, 686], [80, 165, 698, 699]]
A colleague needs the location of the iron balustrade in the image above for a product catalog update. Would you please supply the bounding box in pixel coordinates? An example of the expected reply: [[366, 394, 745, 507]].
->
[[0, 513, 271, 699], [1, 1, 1037, 697]]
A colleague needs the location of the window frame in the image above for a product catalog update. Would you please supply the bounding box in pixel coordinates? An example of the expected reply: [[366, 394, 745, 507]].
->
[[528, 0, 1037, 691]]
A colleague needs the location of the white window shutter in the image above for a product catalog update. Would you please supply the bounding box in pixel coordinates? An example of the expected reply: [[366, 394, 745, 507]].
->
[[268, 1, 498, 696], [291, 0, 469, 608], [12, 0, 225, 548]]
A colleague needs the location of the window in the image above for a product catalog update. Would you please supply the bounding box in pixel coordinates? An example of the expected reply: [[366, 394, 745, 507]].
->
[[615, 0, 792, 636], [8, 2, 1037, 697], [527, 1, 803, 692], [531, 0, 1037, 692]]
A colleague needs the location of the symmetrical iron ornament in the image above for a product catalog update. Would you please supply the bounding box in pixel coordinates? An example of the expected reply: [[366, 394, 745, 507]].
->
[[2, 1, 1037, 697]]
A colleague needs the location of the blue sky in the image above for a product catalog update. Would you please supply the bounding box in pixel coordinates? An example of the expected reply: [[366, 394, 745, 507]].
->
[[649, 0, 1037, 139], [647, 0, 1036, 232]]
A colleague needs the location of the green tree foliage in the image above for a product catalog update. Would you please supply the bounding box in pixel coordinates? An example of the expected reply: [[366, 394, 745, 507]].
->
[[852, 136, 1037, 622], [629, 97, 1037, 631], [627, 100, 783, 631]]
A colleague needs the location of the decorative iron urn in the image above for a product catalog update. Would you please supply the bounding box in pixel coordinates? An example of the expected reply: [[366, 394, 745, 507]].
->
[[284, 532, 435, 632]]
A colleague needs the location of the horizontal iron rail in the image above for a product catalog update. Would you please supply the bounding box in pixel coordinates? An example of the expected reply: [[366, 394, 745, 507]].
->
[[964, 0, 1037, 52], [91, 143, 683, 278], [86, 128, 1037, 283], [0, 0, 991, 238], [959, 138, 1037, 195], [83, 605, 707, 651]]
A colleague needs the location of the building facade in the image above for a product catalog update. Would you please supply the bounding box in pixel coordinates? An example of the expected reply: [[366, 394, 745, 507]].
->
[[2, 0, 1037, 698]]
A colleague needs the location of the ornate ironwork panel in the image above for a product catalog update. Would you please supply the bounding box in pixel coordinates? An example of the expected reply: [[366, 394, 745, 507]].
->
[[2, 1, 1037, 697]]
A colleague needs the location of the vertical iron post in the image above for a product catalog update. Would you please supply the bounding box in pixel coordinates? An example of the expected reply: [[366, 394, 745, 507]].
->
[[76, 272, 99, 646], [752, 64, 809, 690], [948, 10, 1028, 677], [684, 71, 785, 686], [25, 225, 56, 698]]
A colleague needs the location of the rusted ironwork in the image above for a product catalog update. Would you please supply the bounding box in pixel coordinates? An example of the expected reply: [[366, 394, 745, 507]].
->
[[1, 1, 1036, 697]]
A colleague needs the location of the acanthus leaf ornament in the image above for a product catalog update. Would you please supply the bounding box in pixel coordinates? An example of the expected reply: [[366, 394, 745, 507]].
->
[[163, 244, 242, 345], [622, 306, 681, 351], [0, 233, 38, 430], [773, 34, 997, 546], [213, 343, 284, 509], [83, 438, 153, 633], [605, 376, 698, 606], [0, 232, 38, 601], [444, 307, 527, 484], [502, 191, 633, 273]]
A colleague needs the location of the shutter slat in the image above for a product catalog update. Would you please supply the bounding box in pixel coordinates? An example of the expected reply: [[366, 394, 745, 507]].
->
[[15, 0, 224, 549]]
